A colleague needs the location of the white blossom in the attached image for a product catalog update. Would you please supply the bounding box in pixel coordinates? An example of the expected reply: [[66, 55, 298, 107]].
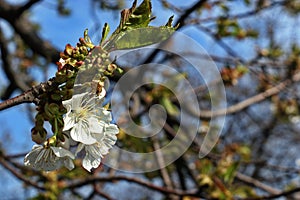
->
[[76, 124, 119, 172], [24, 145, 75, 171], [62, 90, 119, 172], [63, 92, 107, 145]]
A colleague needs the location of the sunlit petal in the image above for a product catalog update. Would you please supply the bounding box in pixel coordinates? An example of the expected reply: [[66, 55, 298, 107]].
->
[[24, 145, 74, 171]]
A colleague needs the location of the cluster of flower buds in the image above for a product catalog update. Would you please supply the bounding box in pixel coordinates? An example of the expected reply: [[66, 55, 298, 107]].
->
[[31, 31, 96, 146], [26, 30, 121, 172]]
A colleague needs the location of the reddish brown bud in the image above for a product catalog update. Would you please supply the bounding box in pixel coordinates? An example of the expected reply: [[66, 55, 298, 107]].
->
[[64, 44, 73, 56]]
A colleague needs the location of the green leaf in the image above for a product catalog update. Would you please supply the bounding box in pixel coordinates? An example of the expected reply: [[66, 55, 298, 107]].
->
[[103, 26, 175, 51], [112, 0, 152, 35], [101, 0, 177, 51]]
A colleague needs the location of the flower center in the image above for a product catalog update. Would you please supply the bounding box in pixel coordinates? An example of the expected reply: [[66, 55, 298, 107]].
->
[[73, 107, 90, 123]]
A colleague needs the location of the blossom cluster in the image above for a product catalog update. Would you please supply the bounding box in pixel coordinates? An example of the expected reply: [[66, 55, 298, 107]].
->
[[24, 88, 119, 172]]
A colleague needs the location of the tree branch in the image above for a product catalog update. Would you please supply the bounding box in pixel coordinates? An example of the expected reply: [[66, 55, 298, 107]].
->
[[197, 25, 245, 62], [174, 0, 208, 28], [197, 1, 284, 23], [67, 175, 202, 198], [242, 187, 300, 200], [0, 77, 57, 111], [93, 185, 115, 200], [235, 172, 280, 195], [152, 137, 176, 199], [17, 0, 42, 15], [0, 156, 45, 190], [0, 0, 60, 64], [0, 27, 32, 99], [198, 72, 300, 119]]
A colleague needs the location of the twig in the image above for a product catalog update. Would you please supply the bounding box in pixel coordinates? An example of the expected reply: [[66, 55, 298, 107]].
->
[[67, 175, 201, 197], [152, 137, 177, 199], [198, 72, 300, 119], [0, 90, 36, 111], [0, 156, 45, 190], [235, 172, 281, 195], [160, 0, 182, 13], [241, 187, 300, 200], [93, 184, 115, 200], [17, 0, 42, 15], [5, 152, 27, 159], [194, 1, 283, 23], [197, 25, 245, 63], [0, 77, 57, 111], [174, 0, 208, 28], [0, 27, 31, 99], [0, 0, 60, 63]]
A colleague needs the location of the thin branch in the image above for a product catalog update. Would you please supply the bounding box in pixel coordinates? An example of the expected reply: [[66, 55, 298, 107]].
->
[[17, 0, 42, 15], [67, 175, 202, 197], [0, 156, 45, 190], [0, 90, 36, 111], [93, 185, 115, 200], [193, 1, 284, 24], [178, 51, 287, 68], [198, 72, 300, 119], [241, 187, 300, 200], [70, 189, 84, 199], [0, 27, 31, 99], [0, 0, 60, 64], [160, 0, 183, 13], [5, 152, 27, 159], [152, 137, 175, 197], [235, 172, 281, 195], [84, 190, 96, 200], [197, 25, 245, 62], [174, 0, 208, 28], [0, 77, 57, 111]]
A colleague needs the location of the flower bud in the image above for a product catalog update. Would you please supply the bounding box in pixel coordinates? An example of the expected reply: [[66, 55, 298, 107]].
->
[[31, 127, 47, 144]]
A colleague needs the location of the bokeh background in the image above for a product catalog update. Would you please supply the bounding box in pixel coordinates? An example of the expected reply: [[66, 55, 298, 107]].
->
[[1, 0, 300, 199]]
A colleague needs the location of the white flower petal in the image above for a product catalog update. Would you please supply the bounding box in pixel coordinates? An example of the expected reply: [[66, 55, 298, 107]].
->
[[88, 117, 104, 134], [70, 121, 97, 145], [105, 124, 119, 135], [25, 148, 58, 171], [71, 93, 88, 109], [63, 113, 76, 131], [92, 133, 105, 142], [95, 108, 112, 123], [24, 145, 75, 171], [24, 146, 43, 166], [51, 146, 75, 159], [62, 99, 72, 111], [82, 150, 101, 172], [31, 144, 43, 151]]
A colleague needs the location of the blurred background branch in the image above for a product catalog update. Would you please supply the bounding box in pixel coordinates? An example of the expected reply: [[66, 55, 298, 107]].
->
[[0, 0, 300, 199]]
